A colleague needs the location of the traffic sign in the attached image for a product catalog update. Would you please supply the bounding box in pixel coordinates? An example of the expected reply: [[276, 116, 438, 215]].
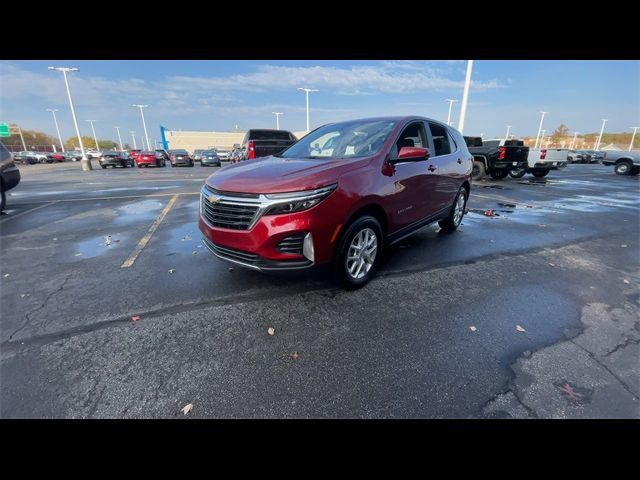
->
[[0, 123, 10, 137]]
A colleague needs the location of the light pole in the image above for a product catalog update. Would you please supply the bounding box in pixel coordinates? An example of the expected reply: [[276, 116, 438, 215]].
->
[[114, 126, 123, 151], [534, 111, 547, 149], [570, 132, 579, 150], [629, 127, 639, 151], [505, 125, 512, 141], [47, 109, 64, 152], [130, 131, 137, 149], [445, 99, 458, 126], [297, 88, 318, 133], [272, 112, 283, 130], [86, 120, 99, 150], [11, 126, 27, 151], [132, 104, 150, 150], [540, 130, 546, 148], [48, 66, 91, 170], [595, 119, 607, 151], [457, 60, 473, 134]]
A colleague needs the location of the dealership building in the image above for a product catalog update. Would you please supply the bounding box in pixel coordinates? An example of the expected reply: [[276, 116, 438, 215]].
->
[[161, 128, 307, 152]]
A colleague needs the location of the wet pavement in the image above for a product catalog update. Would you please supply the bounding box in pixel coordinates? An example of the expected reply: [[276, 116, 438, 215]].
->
[[0, 162, 638, 418]]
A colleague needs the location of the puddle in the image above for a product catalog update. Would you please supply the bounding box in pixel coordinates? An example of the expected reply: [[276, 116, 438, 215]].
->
[[114, 199, 165, 225], [72, 233, 127, 260], [161, 223, 200, 255]]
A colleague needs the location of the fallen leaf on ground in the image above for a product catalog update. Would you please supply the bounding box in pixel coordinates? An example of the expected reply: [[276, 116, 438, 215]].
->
[[267, 327, 275, 336], [548, 263, 556, 267], [557, 383, 584, 401], [192, 251, 198, 255], [228, 267, 233, 272], [469, 326, 477, 332], [516, 325, 526, 332], [114, 239, 120, 243], [74, 253, 82, 257], [53, 238, 58, 241], [168, 268, 176, 273], [131, 316, 141, 322], [290, 352, 300, 361], [621, 244, 627, 248], [623, 279, 630, 284], [538, 224, 547, 227], [483, 209, 497, 217], [181, 403, 193, 415], [3, 273, 9, 277]]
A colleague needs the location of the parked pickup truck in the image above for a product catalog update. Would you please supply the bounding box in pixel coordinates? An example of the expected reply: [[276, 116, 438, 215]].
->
[[509, 148, 568, 178], [464, 137, 529, 180], [601, 151, 640, 175], [240, 129, 297, 160]]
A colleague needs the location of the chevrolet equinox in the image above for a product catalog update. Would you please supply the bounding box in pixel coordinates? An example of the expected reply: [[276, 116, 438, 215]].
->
[[199, 116, 473, 288]]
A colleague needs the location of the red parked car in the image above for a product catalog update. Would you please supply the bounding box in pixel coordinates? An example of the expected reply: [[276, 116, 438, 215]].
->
[[129, 149, 141, 160], [199, 116, 473, 288], [135, 151, 166, 168], [51, 153, 65, 162]]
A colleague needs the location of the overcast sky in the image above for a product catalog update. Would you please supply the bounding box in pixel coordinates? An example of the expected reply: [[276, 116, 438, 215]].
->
[[1, 60, 638, 142]]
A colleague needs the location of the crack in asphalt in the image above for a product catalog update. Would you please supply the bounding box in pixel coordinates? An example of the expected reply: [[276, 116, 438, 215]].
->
[[603, 336, 640, 358], [8, 273, 73, 341], [569, 339, 639, 401], [509, 385, 539, 419]]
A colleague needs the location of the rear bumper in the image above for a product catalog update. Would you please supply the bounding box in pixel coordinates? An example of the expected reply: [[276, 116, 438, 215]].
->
[[494, 160, 527, 169], [1, 165, 21, 191], [533, 161, 567, 169]]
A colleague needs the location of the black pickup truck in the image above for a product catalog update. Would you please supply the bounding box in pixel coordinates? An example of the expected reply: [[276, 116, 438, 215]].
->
[[464, 137, 529, 180], [240, 129, 297, 160]]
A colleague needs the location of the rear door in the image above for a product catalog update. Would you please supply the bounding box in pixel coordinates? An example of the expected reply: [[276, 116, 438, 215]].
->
[[426, 121, 459, 212]]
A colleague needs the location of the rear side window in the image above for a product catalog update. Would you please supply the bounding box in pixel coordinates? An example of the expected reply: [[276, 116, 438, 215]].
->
[[0, 141, 11, 162], [483, 140, 500, 148], [428, 122, 452, 156], [249, 130, 293, 140]]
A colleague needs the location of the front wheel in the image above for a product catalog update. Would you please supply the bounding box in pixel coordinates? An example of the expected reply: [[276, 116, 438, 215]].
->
[[439, 187, 468, 233], [509, 168, 527, 178], [532, 170, 549, 178], [490, 169, 509, 180], [615, 161, 633, 175], [333, 216, 383, 290], [101, 165, 107, 169]]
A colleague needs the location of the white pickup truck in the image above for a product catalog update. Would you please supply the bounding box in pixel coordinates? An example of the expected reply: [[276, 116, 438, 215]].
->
[[509, 147, 568, 178]]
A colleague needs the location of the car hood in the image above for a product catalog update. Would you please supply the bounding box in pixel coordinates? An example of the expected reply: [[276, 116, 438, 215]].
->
[[205, 155, 372, 194]]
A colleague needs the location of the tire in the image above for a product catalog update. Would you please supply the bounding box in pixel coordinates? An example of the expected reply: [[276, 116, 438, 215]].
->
[[101, 165, 107, 169], [490, 169, 509, 180], [631, 166, 639, 176], [190, 161, 194, 167], [439, 187, 468, 233], [471, 160, 486, 181], [509, 168, 527, 178], [333, 215, 383, 289], [532, 170, 549, 178], [0, 181, 5, 214], [615, 161, 632, 175]]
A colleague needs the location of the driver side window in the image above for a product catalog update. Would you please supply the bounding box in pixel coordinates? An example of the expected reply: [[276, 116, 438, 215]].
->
[[395, 123, 427, 156]]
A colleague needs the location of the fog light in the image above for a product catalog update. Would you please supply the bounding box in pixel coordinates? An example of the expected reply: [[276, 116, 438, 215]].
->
[[302, 232, 314, 262]]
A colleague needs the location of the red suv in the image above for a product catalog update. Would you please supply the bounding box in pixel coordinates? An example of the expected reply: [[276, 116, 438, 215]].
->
[[199, 116, 473, 288]]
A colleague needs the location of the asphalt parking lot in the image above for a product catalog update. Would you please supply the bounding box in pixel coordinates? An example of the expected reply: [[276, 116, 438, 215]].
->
[[1, 162, 638, 418]]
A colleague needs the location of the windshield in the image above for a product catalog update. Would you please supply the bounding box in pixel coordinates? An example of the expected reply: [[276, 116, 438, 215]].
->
[[279, 120, 396, 159]]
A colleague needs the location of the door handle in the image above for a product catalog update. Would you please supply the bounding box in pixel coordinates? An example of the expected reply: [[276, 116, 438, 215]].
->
[[457, 159, 462, 164], [427, 165, 437, 172]]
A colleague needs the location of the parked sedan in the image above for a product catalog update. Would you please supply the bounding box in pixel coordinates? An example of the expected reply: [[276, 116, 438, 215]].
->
[[200, 150, 221, 167], [62, 151, 83, 161], [51, 153, 66, 162], [13, 151, 39, 165], [136, 151, 166, 168], [99, 151, 134, 168], [193, 149, 205, 162], [169, 149, 194, 167]]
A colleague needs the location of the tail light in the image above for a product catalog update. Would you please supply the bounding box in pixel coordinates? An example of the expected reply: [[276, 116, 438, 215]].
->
[[540, 149, 547, 160], [248, 141, 255, 159], [498, 146, 506, 160]]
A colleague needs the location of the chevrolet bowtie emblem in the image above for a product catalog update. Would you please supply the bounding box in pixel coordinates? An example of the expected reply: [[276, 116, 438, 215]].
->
[[207, 195, 220, 204]]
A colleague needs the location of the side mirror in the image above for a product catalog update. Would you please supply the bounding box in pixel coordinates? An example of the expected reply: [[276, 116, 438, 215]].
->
[[389, 146, 430, 164]]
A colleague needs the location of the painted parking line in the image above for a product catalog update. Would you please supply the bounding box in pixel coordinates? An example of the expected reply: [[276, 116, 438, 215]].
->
[[0, 201, 60, 223], [120, 194, 179, 269]]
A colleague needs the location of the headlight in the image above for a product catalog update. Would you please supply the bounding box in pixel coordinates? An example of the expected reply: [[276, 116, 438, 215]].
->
[[263, 184, 337, 215]]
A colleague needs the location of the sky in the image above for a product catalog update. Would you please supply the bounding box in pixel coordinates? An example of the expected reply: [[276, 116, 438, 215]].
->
[[1, 60, 638, 145]]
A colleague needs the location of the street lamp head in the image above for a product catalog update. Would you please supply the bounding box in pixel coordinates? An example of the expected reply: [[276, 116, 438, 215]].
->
[[47, 108, 58, 112]]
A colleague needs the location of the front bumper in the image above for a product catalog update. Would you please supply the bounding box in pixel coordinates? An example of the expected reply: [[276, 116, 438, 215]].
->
[[1, 165, 21, 190], [201, 236, 313, 271], [201, 160, 221, 166]]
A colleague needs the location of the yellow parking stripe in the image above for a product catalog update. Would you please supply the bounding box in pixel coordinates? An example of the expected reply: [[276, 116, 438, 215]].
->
[[120, 194, 179, 268]]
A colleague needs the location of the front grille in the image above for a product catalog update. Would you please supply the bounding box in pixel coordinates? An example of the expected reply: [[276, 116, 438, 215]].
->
[[277, 234, 305, 255], [201, 186, 260, 230]]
